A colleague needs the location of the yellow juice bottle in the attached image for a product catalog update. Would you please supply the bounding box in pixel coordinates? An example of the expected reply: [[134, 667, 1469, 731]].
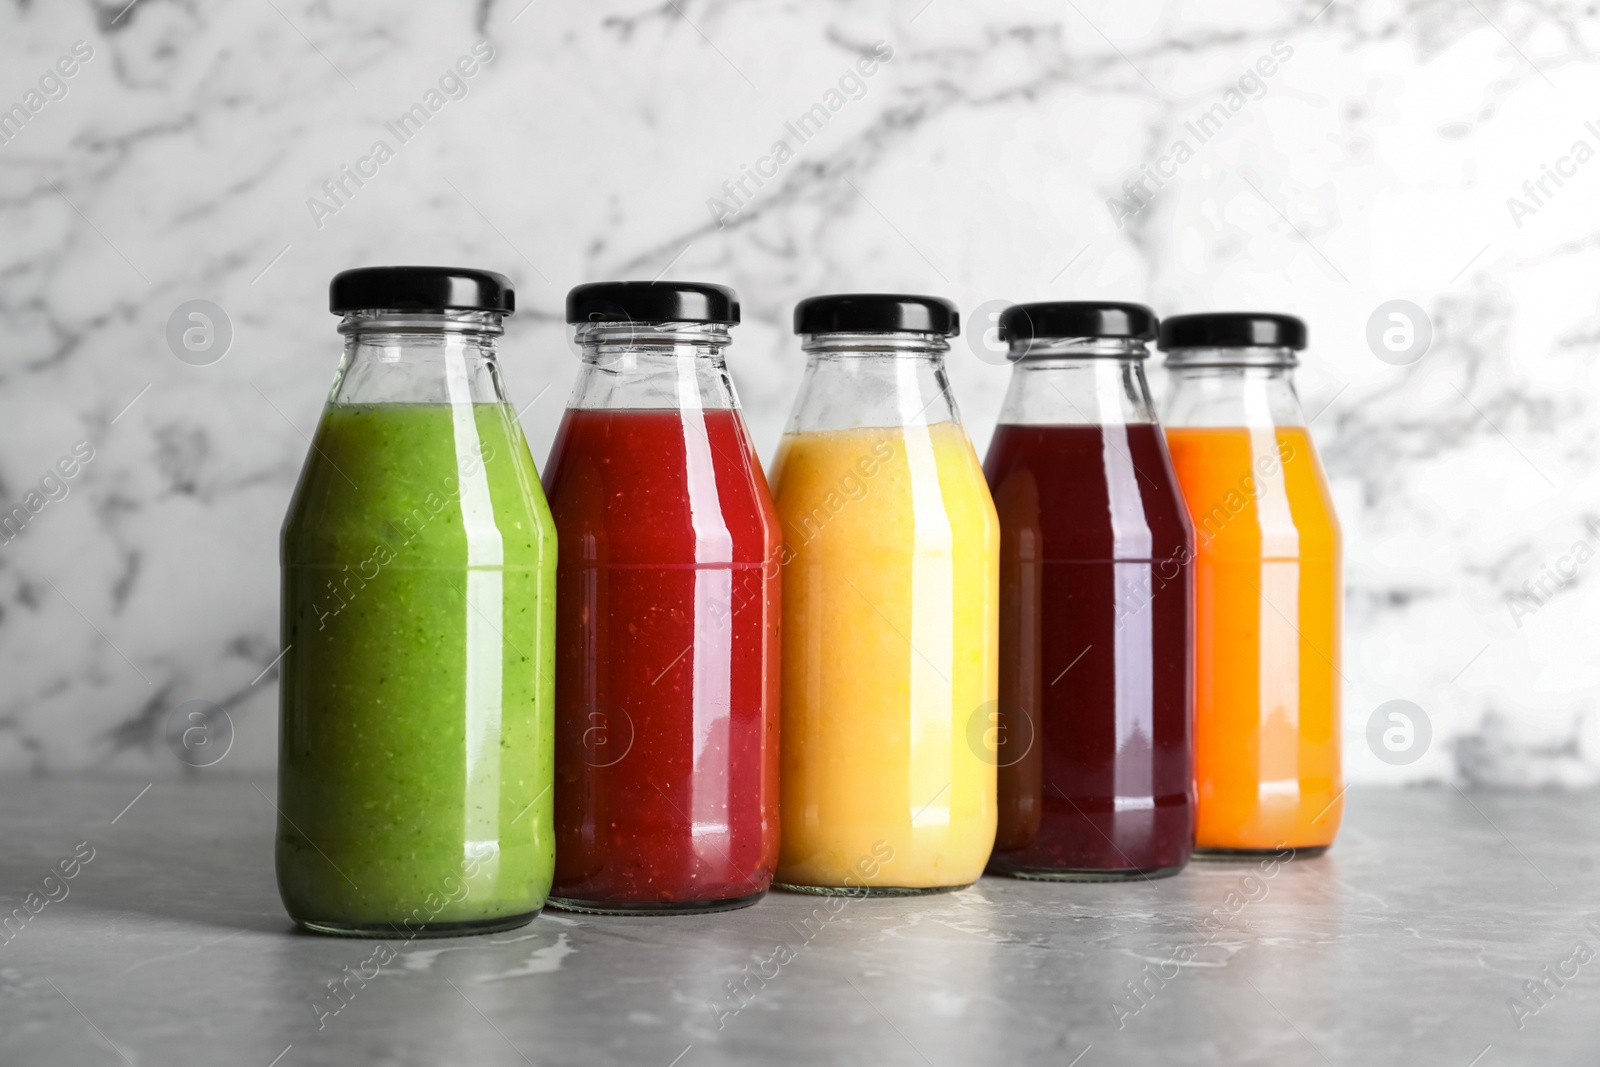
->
[[770, 294, 999, 893]]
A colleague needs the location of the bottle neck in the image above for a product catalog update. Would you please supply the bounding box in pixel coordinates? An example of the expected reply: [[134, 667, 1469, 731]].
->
[[567, 321, 740, 412], [996, 338, 1157, 426], [800, 331, 950, 358], [786, 331, 959, 433], [1162, 344, 1298, 369], [1160, 351, 1306, 428], [332, 309, 507, 405]]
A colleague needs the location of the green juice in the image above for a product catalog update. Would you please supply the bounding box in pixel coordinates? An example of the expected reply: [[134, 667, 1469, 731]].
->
[[277, 401, 557, 935]]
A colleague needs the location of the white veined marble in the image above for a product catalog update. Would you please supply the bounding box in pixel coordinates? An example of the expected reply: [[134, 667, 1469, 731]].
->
[[0, 0, 1596, 785]]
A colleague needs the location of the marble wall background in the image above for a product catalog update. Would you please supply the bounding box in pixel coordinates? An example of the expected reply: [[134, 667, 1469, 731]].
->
[[1, 0, 1597, 784]]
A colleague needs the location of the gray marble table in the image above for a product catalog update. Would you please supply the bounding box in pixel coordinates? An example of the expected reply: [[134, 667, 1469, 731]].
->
[[1, 778, 1595, 1065]]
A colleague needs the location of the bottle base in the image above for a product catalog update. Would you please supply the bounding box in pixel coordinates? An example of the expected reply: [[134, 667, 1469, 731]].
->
[[545, 891, 765, 916], [986, 863, 1185, 883], [294, 910, 541, 939], [772, 881, 973, 897], [1192, 845, 1329, 862]]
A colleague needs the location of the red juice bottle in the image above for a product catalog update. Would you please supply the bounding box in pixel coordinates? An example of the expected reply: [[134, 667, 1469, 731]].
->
[[981, 302, 1195, 880], [542, 282, 780, 914]]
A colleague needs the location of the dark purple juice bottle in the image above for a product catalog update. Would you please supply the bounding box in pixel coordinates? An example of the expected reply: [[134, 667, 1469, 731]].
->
[[981, 302, 1194, 880]]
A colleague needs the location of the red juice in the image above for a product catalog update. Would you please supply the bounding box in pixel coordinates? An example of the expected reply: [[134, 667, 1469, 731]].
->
[[983, 422, 1194, 878], [542, 407, 780, 912]]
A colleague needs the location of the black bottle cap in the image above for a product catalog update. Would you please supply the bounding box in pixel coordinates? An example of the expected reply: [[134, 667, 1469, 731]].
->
[[793, 293, 960, 336], [1159, 312, 1306, 350], [566, 281, 739, 325], [329, 266, 514, 314], [999, 301, 1157, 343]]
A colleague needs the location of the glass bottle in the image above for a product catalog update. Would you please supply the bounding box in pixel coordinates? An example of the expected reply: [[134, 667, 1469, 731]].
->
[[771, 294, 999, 894], [1160, 312, 1342, 857], [278, 266, 557, 937], [983, 302, 1195, 880], [543, 281, 780, 914]]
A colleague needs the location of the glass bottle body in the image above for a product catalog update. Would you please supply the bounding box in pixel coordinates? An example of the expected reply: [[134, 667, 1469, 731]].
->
[[542, 322, 780, 914], [983, 339, 1194, 880], [771, 332, 1000, 894], [278, 310, 558, 936], [1162, 347, 1343, 856]]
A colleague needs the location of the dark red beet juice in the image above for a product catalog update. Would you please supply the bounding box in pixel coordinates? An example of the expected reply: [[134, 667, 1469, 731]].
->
[[981, 301, 1193, 880], [984, 424, 1193, 877], [544, 408, 779, 911]]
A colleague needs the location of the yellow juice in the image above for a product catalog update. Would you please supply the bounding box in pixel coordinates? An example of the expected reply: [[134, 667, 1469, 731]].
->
[[770, 422, 1000, 890]]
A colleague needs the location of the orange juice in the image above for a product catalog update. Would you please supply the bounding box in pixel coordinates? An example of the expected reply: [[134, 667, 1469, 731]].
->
[[1165, 425, 1342, 853], [770, 422, 999, 890]]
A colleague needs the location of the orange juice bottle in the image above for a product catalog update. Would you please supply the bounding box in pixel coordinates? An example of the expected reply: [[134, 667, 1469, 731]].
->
[[1159, 313, 1341, 857]]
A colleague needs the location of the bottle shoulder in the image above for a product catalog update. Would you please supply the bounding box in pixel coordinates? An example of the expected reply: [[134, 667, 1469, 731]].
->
[[282, 402, 554, 564], [542, 407, 778, 565], [984, 422, 1192, 560], [1166, 424, 1340, 556]]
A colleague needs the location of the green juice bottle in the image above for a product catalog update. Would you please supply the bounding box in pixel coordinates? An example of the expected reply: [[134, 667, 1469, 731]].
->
[[277, 266, 557, 937]]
